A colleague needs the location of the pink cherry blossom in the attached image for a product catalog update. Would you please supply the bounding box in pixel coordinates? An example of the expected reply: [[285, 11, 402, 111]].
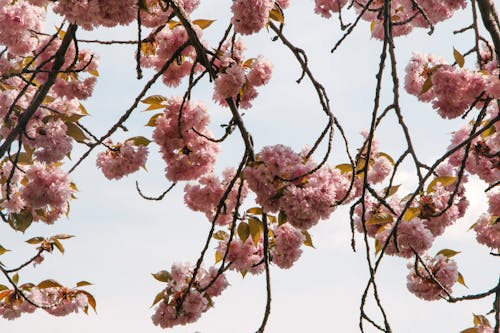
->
[[406, 254, 458, 300], [96, 140, 148, 180], [231, 0, 274, 35]]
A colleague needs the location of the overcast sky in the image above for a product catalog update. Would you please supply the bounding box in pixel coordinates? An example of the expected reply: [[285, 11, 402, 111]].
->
[[2, 1, 499, 333]]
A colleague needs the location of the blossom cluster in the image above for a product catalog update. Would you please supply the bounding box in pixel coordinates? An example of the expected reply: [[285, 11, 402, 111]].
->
[[96, 140, 148, 180], [213, 39, 273, 109], [473, 188, 500, 250], [151, 262, 228, 329], [184, 168, 248, 226], [0, 286, 91, 320], [152, 97, 219, 182], [244, 145, 350, 230], [406, 254, 458, 301]]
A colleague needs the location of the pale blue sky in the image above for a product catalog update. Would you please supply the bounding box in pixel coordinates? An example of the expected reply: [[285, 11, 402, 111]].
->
[[1, 1, 499, 332]]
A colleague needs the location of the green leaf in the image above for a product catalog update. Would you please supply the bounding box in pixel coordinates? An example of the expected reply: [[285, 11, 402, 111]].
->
[[12, 273, 19, 284], [192, 19, 216, 29], [457, 272, 468, 288], [66, 122, 88, 142], [427, 176, 457, 193], [0, 245, 10, 255], [453, 48, 465, 68], [151, 270, 172, 283], [246, 207, 263, 215], [436, 248, 460, 258], [248, 217, 263, 246], [0, 284, 8, 291], [126, 136, 151, 147], [302, 230, 315, 248], [76, 281, 93, 287], [237, 222, 250, 242], [37, 279, 62, 289]]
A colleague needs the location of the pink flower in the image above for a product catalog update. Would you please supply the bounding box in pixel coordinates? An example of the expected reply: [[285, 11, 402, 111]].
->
[[213, 64, 246, 100], [376, 218, 434, 258], [96, 140, 148, 180], [314, 0, 348, 18], [247, 57, 273, 87], [184, 168, 248, 225], [406, 254, 458, 300], [474, 214, 500, 249], [271, 223, 305, 269], [231, 0, 274, 35], [152, 98, 219, 182], [21, 163, 73, 211]]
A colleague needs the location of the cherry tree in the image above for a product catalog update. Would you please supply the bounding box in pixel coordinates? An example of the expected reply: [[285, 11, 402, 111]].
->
[[0, 0, 499, 332]]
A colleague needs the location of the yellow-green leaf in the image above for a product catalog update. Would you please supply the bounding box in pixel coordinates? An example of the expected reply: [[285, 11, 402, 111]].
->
[[51, 234, 75, 240], [460, 328, 478, 333], [237, 222, 250, 242], [37, 279, 62, 289], [457, 272, 468, 288], [0, 284, 8, 291], [420, 76, 433, 95], [336, 163, 353, 174], [151, 291, 166, 308], [51, 239, 65, 254], [243, 58, 255, 68], [66, 122, 88, 142], [427, 176, 457, 193], [269, 6, 284, 24], [403, 207, 421, 221], [215, 250, 223, 264], [436, 248, 460, 258], [383, 185, 400, 197], [473, 314, 490, 326], [248, 217, 263, 246], [127, 136, 151, 147], [193, 19, 216, 29], [302, 230, 315, 248], [151, 270, 172, 283], [453, 48, 465, 68], [168, 20, 182, 30], [481, 124, 496, 138], [141, 95, 167, 106], [213, 230, 228, 241], [146, 113, 163, 127], [376, 152, 395, 165], [366, 212, 394, 226], [89, 69, 99, 77], [278, 210, 287, 226], [375, 239, 382, 255], [9, 211, 33, 233], [76, 281, 93, 287], [79, 290, 97, 313], [0, 245, 10, 255], [246, 207, 263, 215]]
